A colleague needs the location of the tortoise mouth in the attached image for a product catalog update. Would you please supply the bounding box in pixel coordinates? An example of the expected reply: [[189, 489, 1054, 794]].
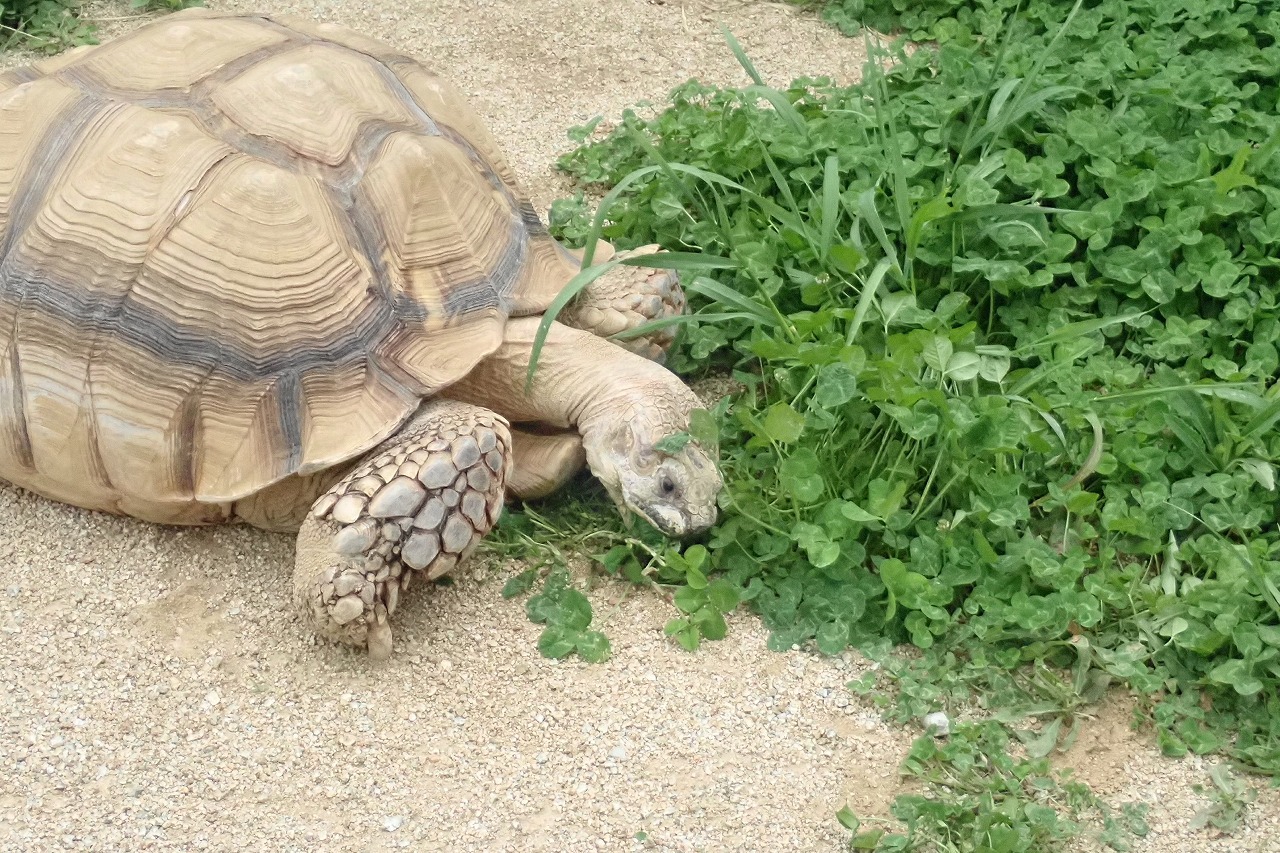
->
[[632, 498, 716, 539]]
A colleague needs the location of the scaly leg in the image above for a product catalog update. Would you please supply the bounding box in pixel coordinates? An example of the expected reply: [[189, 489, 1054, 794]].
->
[[292, 400, 511, 660], [561, 240, 686, 363], [505, 429, 587, 501]]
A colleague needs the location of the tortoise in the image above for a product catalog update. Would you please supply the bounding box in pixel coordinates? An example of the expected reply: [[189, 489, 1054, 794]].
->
[[0, 9, 722, 659]]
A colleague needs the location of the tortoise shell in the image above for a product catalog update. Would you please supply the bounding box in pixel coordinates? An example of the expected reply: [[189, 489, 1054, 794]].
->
[[0, 9, 582, 522]]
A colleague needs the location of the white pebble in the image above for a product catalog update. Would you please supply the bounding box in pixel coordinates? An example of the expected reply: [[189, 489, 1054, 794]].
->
[[923, 711, 950, 737]]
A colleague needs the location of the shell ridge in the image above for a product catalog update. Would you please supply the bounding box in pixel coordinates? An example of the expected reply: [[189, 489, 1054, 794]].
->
[[162, 352, 216, 498], [193, 369, 298, 500], [77, 357, 116, 494], [142, 149, 238, 262], [439, 215, 526, 318], [0, 68, 41, 93], [302, 47, 527, 219], [0, 91, 106, 271], [0, 91, 112, 475], [276, 367, 305, 473], [1, 337, 34, 470], [56, 34, 301, 107], [287, 352, 420, 481], [366, 350, 432, 407], [6, 258, 399, 382]]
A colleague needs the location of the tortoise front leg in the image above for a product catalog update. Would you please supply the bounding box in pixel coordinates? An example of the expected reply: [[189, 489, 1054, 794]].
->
[[506, 429, 587, 501], [562, 240, 686, 363], [292, 400, 511, 660]]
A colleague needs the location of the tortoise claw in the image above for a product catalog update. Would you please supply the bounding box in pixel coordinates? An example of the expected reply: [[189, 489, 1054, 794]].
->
[[366, 618, 393, 662]]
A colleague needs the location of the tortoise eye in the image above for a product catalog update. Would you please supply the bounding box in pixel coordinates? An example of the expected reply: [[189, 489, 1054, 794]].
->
[[660, 475, 677, 495]]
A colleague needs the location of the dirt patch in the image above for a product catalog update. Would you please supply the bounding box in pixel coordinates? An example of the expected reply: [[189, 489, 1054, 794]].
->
[[1056, 692, 1149, 797]]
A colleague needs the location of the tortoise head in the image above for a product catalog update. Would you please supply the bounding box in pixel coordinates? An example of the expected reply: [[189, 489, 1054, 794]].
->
[[585, 411, 722, 538]]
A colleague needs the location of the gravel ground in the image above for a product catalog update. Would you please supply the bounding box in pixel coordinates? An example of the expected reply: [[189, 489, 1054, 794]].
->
[[2, 1, 1279, 850]]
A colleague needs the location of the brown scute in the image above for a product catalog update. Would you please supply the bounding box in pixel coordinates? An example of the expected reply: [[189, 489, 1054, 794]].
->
[[0, 339, 34, 474], [0, 45, 93, 94], [505, 235, 589, 317], [26, 44, 96, 77], [190, 369, 307, 501], [0, 9, 579, 518], [0, 80, 86, 249], [388, 61, 524, 197], [262, 10, 527, 206], [211, 44, 424, 167], [139, 155, 375, 359], [0, 67, 39, 93], [76, 345, 210, 503], [373, 308, 508, 401], [266, 13, 412, 62], [17, 105, 233, 269], [290, 355, 423, 477], [66, 13, 289, 93], [360, 133, 521, 317], [6, 303, 115, 492]]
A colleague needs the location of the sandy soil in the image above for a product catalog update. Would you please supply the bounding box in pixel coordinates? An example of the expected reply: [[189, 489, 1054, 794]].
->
[[1, 1, 1278, 850]]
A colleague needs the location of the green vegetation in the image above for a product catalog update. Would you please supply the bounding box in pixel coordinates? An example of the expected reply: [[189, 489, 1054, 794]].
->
[[837, 720, 1149, 851], [1190, 761, 1257, 834], [1, 0, 93, 49], [1, 0, 199, 53], [494, 498, 741, 660], [506, 0, 1280, 847]]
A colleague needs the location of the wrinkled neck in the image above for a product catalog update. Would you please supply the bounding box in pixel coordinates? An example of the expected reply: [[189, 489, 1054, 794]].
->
[[444, 317, 698, 441]]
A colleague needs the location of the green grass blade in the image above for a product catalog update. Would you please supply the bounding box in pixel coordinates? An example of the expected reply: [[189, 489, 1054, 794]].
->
[[1020, 309, 1148, 351], [819, 154, 841, 259], [526, 259, 623, 391], [1092, 383, 1259, 404], [1163, 413, 1217, 471], [609, 311, 762, 341], [528, 161, 666, 384], [847, 257, 893, 345], [855, 188, 902, 280], [1240, 397, 1280, 440], [686, 275, 779, 326], [665, 162, 757, 195], [616, 251, 737, 271], [986, 77, 1024, 126], [758, 143, 815, 247], [977, 84, 1082, 148], [530, 160, 761, 382], [721, 26, 765, 86], [1174, 390, 1216, 448], [905, 192, 956, 261], [744, 85, 809, 136], [948, 202, 1064, 222], [578, 164, 664, 268]]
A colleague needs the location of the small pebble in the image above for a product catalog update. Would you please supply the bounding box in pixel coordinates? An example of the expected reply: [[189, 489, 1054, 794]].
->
[[923, 711, 950, 737]]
